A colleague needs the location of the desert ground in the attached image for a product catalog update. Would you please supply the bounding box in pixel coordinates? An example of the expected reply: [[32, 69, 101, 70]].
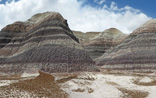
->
[[0, 70, 156, 98]]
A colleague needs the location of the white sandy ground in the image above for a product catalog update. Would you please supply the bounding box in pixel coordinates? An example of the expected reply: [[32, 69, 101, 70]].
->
[[0, 72, 156, 98], [58, 73, 156, 98], [139, 77, 154, 83], [0, 72, 39, 87], [0, 80, 20, 87], [21, 72, 39, 77], [0, 80, 12, 87]]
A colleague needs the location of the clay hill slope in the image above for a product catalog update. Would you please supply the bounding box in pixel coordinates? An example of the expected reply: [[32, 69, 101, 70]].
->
[[0, 12, 99, 75], [96, 19, 156, 71], [72, 31, 100, 44], [83, 28, 127, 59]]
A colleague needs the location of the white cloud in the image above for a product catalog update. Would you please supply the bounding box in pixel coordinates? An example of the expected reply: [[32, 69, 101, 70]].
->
[[110, 1, 118, 10], [0, 0, 151, 34], [99, 0, 106, 5], [94, 0, 106, 5]]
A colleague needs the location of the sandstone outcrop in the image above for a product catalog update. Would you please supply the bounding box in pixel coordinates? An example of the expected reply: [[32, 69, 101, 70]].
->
[[0, 12, 99, 74], [83, 28, 127, 59], [96, 19, 156, 71]]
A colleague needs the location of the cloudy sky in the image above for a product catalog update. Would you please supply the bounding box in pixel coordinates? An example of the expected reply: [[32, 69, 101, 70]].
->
[[0, 0, 155, 34]]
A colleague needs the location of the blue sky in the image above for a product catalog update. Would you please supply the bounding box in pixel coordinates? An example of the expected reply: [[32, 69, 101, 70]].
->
[[0, 0, 19, 4], [114, 0, 155, 18], [80, 0, 155, 18], [0, 0, 154, 34]]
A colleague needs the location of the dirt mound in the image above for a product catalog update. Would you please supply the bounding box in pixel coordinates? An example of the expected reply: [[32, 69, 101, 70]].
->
[[0, 71, 68, 97]]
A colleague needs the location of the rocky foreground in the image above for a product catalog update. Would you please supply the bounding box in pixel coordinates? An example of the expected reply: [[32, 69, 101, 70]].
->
[[0, 71, 156, 98]]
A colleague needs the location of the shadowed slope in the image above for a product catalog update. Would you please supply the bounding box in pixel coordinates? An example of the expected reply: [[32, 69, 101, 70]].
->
[[83, 28, 127, 59]]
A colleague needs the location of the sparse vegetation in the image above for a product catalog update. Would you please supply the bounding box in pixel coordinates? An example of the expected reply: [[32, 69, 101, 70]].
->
[[106, 81, 119, 86], [118, 88, 149, 98], [72, 88, 85, 92], [87, 88, 94, 93], [0, 72, 156, 98], [0, 71, 68, 98], [133, 77, 156, 86], [0, 75, 21, 80]]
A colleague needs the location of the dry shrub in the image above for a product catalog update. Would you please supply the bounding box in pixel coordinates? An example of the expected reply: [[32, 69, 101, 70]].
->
[[0, 74, 21, 80], [118, 88, 149, 98], [133, 78, 156, 86], [106, 81, 119, 86], [72, 88, 85, 92], [87, 88, 94, 93]]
